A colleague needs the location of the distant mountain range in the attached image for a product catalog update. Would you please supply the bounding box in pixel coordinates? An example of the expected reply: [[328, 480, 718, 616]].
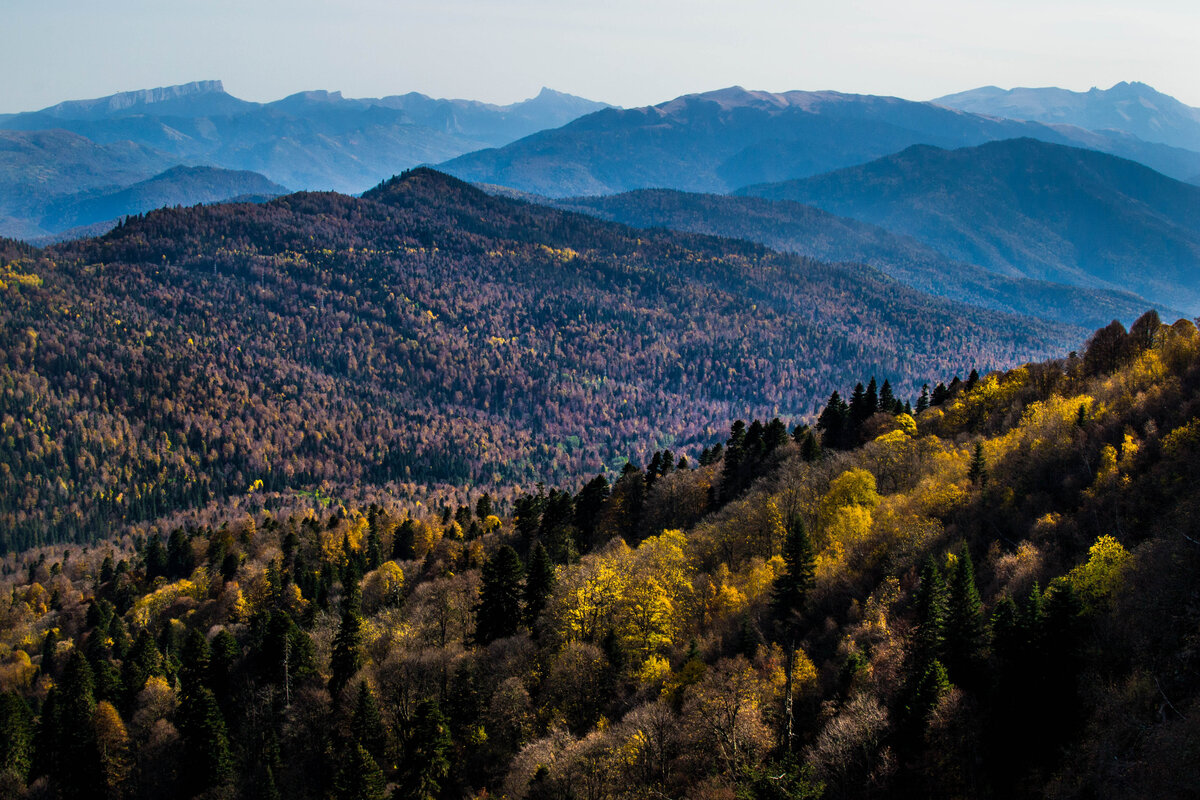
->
[[438, 85, 1200, 196], [935, 81, 1200, 153], [739, 137, 1200, 312], [0, 80, 611, 238], [558, 188, 1166, 329], [0, 80, 611, 192]]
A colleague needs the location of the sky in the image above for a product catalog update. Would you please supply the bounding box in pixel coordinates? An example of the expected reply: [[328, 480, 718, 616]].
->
[[3, 0, 1200, 112]]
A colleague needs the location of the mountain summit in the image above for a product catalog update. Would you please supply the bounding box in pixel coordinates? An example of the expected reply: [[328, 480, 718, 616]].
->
[[35, 79, 252, 119], [934, 81, 1200, 152]]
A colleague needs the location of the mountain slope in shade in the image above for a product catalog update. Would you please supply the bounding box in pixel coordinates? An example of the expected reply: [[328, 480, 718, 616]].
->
[[559, 189, 1167, 330], [935, 81, 1200, 152], [437, 86, 1200, 197], [38, 165, 288, 233], [0, 81, 611, 193], [0, 129, 173, 238], [739, 138, 1200, 312], [1, 168, 1077, 542]]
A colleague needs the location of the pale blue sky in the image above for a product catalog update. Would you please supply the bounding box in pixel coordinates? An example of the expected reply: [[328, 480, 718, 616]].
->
[[4, 0, 1198, 112]]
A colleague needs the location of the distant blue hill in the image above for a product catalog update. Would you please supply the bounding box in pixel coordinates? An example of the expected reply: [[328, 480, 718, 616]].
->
[[739, 138, 1200, 312]]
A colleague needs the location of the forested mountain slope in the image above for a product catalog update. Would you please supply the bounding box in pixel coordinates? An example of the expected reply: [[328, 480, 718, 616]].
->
[[560, 188, 1164, 330], [0, 313, 1195, 799], [740, 138, 1200, 312], [0, 130, 174, 239], [0, 168, 1071, 550]]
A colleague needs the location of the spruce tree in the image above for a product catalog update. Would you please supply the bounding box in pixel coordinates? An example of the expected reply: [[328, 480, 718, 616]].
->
[[912, 557, 948, 670], [351, 681, 389, 763], [329, 586, 365, 699], [0, 691, 33, 783], [848, 382, 869, 425], [764, 417, 790, 452], [179, 628, 211, 695], [864, 378, 879, 416], [800, 430, 821, 462], [908, 658, 951, 725], [333, 743, 387, 800], [968, 442, 988, 487], [945, 544, 986, 684], [916, 384, 930, 414], [817, 391, 848, 449], [931, 382, 949, 406], [475, 545, 525, 644], [178, 686, 233, 791], [524, 542, 556, 629], [879, 379, 896, 415], [573, 474, 611, 553], [475, 493, 494, 520], [398, 701, 452, 800], [392, 519, 417, 561], [771, 516, 815, 634]]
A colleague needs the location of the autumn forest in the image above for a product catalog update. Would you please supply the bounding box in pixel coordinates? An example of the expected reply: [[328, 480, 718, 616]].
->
[[0, 170, 1197, 800]]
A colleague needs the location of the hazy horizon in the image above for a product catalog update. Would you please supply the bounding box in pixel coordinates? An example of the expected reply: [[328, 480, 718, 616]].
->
[[4, 0, 1199, 114]]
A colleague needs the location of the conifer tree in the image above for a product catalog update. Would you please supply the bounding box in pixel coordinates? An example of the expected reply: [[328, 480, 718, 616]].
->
[[42, 651, 103, 797], [771, 516, 815, 634], [120, 629, 162, 708], [573, 474, 611, 552], [179, 628, 211, 694], [916, 384, 930, 414], [764, 417, 790, 452], [145, 536, 168, 580], [912, 557, 948, 670], [879, 379, 896, 414], [178, 686, 233, 791], [817, 391, 848, 449], [392, 519, 417, 561], [524, 542, 556, 629], [800, 430, 821, 462], [475, 545, 525, 644], [333, 743, 387, 800], [945, 545, 986, 684], [0, 691, 33, 783], [329, 585, 365, 699], [351, 681, 389, 763], [908, 658, 951, 725], [864, 378, 879, 416], [931, 382, 949, 406], [398, 700, 452, 800], [968, 442, 988, 487], [475, 492, 494, 520], [848, 382, 869, 425], [365, 525, 383, 572]]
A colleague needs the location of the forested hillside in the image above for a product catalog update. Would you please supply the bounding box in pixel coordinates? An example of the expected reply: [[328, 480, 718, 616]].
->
[[0, 169, 1068, 550], [0, 312, 1195, 799]]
